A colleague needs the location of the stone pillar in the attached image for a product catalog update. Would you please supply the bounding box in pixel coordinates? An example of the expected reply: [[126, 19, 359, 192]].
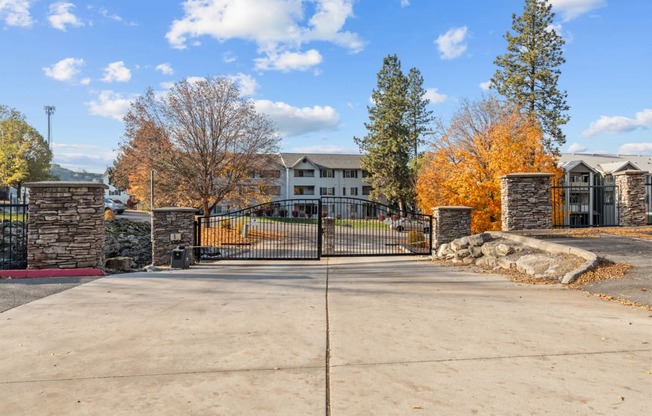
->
[[25, 181, 107, 269], [322, 217, 335, 255], [500, 173, 555, 231], [432, 206, 472, 246], [152, 208, 196, 267], [614, 170, 649, 227]]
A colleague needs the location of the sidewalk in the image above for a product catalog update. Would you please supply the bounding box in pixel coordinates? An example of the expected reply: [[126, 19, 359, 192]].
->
[[0, 257, 650, 415]]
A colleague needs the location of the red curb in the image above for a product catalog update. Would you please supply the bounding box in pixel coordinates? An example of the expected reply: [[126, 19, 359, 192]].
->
[[0, 269, 106, 279]]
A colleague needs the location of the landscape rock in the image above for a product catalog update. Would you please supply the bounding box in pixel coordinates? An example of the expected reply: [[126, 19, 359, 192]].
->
[[105, 257, 134, 272], [104, 219, 151, 270]]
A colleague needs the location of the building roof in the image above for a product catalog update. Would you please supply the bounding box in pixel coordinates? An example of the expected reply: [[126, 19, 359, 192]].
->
[[278, 153, 362, 169], [559, 153, 652, 174], [559, 159, 598, 174]]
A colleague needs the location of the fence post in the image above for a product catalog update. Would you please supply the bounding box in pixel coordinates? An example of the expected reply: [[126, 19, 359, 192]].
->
[[151, 208, 197, 266], [614, 170, 649, 227], [432, 206, 472, 247], [25, 181, 107, 269], [500, 173, 555, 231]]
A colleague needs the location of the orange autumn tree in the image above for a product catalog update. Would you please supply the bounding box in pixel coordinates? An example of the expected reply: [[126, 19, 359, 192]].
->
[[416, 97, 561, 233]]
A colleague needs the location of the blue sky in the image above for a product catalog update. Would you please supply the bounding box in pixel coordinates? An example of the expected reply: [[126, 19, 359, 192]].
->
[[1, 0, 651, 173]]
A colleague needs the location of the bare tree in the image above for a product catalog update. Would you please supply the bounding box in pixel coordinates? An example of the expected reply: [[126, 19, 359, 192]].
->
[[117, 77, 280, 217]]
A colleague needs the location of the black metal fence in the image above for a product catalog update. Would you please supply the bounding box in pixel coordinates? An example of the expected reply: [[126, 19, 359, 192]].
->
[[194, 197, 432, 260], [0, 203, 28, 270], [647, 181, 652, 225], [552, 185, 619, 228]]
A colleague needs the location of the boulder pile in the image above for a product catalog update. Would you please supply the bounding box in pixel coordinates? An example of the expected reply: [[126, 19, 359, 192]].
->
[[434, 233, 584, 281], [104, 219, 152, 271]]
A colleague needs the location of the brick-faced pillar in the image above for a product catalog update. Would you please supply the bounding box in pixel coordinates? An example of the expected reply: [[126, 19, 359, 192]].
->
[[432, 206, 472, 246], [151, 208, 196, 266], [500, 173, 555, 231], [25, 181, 107, 269], [614, 170, 648, 227]]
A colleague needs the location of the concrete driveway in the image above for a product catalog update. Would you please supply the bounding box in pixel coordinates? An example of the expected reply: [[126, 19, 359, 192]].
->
[[1, 257, 650, 415]]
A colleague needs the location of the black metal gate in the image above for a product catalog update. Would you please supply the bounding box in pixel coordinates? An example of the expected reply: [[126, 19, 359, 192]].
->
[[647, 181, 652, 225], [552, 185, 619, 228], [1, 203, 28, 270], [194, 198, 432, 261]]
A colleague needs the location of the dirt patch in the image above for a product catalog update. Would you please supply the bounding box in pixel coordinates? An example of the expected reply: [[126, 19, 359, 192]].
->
[[517, 226, 652, 241]]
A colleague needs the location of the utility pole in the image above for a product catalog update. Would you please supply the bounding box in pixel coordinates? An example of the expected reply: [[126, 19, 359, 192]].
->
[[44, 105, 56, 149]]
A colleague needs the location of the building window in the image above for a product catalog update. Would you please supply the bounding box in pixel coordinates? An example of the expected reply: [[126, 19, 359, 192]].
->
[[320, 169, 334, 178], [362, 186, 372, 196], [269, 186, 282, 195], [294, 186, 315, 195], [320, 187, 335, 196], [342, 187, 346, 196], [362, 170, 371, 178], [294, 169, 315, 178], [343, 169, 358, 178], [349, 187, 358, 196], [260, 170, 281, 178]]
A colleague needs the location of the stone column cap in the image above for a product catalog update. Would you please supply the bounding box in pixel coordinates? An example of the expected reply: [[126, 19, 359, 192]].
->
[[499, 172, 556, 179], [613, 169, 649, 176], [434, 206, 473, 210], [25, 181, 108, 189]]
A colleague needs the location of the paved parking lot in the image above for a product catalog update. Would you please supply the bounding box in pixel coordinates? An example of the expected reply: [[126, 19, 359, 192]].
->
[[1, 257, 650, 415]]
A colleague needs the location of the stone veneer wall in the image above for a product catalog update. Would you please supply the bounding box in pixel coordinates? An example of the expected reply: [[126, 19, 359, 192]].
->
[[25, 181, 107, 269], [151, 208, 196, 266], [614, 170, 649, 227], [433, 206, 472, 246], [500, 173, 555, 231]]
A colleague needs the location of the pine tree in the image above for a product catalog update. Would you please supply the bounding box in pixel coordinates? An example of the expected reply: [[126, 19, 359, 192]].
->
[[354, 55, 414, 212], [491, 0, 570, 153], [405, 67, 433, 160]]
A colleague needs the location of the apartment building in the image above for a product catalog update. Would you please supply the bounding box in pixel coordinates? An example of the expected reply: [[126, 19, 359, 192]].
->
[[558, 154, 652, 226]]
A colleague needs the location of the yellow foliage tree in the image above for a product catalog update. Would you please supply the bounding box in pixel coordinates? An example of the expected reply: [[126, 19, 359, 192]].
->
[[416, 97, 561, 233]]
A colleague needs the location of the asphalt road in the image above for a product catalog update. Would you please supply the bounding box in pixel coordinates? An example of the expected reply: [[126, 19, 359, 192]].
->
[[0, 276, 101, 313], [527, 233, 652, 307], [118, 210, 151, 222]]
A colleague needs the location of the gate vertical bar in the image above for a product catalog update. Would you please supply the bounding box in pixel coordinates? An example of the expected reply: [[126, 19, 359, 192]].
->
[[317, 198, 323, 259]]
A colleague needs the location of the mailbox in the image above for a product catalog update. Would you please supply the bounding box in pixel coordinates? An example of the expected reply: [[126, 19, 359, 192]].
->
[[170, 246, 190, 269]]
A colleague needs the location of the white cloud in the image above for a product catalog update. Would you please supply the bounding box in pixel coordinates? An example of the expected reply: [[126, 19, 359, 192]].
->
[[617, 143, 652, 156], [166, 0, 363, 71], [424, 88, 447, 104], [155, 63, 174, 75], [254, 99, 340, 137], [223, 51, 237, 63], [255, 49, 323, 72], [227, 73, 259, 96], [53, 144, 117, 174], [436, 26, 468, 60], [43, 57, 85, 81], [48, 2, 84, 31], [400, 0, 410, 7], [479, 81, 492, 91], [101, 61, 132, 83], [567, 143, 587, 153], [550, 0, 606, 22], [87, 90, 133, 121], [0, 0, 33, 27], [582, 109, 652, 137], [80, 77, 91, 85]]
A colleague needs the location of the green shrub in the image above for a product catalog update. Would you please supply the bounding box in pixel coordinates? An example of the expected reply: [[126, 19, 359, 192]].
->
[[407, 230, 425, 245]]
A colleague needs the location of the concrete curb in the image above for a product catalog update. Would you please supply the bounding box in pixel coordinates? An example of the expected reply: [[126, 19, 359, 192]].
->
[[488, 232, 599, 284]]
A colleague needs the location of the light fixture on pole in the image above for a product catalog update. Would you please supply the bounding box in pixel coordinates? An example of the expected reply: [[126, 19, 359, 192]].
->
[[44, 105, 56, 149]]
